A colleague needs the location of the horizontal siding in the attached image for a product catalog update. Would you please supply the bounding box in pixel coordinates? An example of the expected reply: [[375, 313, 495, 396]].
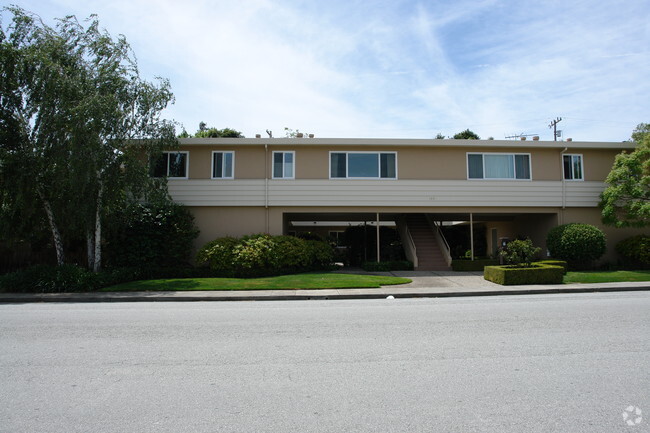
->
[[168, 179, 605, 207]]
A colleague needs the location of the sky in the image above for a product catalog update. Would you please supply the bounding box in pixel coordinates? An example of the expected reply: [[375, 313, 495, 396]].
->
[[4, 0, 650, 141]]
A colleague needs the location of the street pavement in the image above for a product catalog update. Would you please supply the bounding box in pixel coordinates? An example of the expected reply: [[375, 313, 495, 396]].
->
[[0, 271, 648, 303], [1, 292, 649, 433]]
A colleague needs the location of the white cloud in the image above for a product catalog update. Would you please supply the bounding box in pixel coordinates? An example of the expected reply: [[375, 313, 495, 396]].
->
[[5, 0, 650, 140]]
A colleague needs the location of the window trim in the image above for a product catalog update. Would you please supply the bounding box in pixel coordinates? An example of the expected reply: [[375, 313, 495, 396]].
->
[[155, 151, 189, 179], [272, 151, 296, 180], [329, 151, 398, 179], [466, 152, 532, 181], [562, 153, 584, 181], [211, 151, 235, 180]]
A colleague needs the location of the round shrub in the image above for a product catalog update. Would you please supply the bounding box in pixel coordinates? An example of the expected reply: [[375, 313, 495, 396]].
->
[[616, 235, 650, 269], [546, 223, 606, 267], [194, 236, 239, 273]]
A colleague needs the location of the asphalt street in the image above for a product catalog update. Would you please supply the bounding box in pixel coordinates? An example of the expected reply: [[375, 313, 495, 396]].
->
[[1, 292, 649, 433]]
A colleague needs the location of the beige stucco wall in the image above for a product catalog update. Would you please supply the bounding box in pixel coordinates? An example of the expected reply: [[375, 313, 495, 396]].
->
[[174, 143, 621, 181]]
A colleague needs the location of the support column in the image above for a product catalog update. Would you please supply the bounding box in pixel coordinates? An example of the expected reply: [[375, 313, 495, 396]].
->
[[470, 213, 474, 261], [376, 212, 380, 263]]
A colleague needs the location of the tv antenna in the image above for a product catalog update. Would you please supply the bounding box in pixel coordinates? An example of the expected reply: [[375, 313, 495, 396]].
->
[[548, 117, 562, 141], [504, 133, 540, 140]]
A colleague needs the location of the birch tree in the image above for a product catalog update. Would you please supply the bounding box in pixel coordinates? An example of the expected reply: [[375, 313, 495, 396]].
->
[[0, 7, 177, 270]]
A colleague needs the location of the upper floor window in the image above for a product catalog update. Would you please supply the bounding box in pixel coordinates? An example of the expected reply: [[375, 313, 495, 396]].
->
[[212, 151, 234, 179], [563, 154, 583, 180], [467, 153, 531, 180], [330, 152, 397, 179], [273, 151, 295, 179], [151, 151, 188, 178]]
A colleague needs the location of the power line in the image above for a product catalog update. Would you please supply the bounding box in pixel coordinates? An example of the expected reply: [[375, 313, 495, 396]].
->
[[548, 117, 562, 141]]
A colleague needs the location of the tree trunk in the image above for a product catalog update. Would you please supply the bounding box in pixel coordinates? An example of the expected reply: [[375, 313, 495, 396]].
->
[[41, 195, 64, 266], [87, 230, 95, 270], [93, 179, 104, 273]]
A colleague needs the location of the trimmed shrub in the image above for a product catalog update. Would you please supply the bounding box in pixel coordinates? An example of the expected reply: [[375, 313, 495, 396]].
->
[[451, 259, 499, 271], [196, 234, 334, 277], [484, 264, 564, 285], [362, 261, 414, 272], [106, 202, 199, 268], [546, 223, 606, 268], [616, 235, 650, 269], [534, 260, 568, 274]]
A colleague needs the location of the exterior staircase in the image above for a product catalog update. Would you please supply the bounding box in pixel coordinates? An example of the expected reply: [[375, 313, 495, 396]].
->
[[405, 214, 451, 271]]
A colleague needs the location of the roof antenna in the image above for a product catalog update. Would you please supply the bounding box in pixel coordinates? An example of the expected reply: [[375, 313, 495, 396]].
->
[[266, 129, 273, 138], [548, 117, 562, 141]]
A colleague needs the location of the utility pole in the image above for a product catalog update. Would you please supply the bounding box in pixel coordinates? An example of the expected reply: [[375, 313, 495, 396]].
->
[[548, 117, 562, 141]]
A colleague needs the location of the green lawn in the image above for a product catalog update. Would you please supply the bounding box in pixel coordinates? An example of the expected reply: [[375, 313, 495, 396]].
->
[[564, 270, 650, 284], [102, 272, 412, 292]]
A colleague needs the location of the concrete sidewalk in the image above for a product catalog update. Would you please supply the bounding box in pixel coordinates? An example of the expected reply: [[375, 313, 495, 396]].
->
[[1, 271, 649, 303]]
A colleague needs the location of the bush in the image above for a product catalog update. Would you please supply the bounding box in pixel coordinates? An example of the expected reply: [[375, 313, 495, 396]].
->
[[499, 239, 541, 267], [616, 235, 650, 269], [105, 202, 199, 268], [484, 264, 564, 285], [546, 223, 606, 268], [362, 261, 414, 272], [0, 264, 99, 293], [195, 234, 334, 277], [533, 260, 568, 274]]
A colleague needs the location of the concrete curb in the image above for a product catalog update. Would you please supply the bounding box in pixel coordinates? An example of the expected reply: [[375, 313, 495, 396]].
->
[[1, 283, 649, 303]]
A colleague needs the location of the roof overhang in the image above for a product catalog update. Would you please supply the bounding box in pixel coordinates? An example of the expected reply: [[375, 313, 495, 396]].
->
[[177, 137, 636, 150]]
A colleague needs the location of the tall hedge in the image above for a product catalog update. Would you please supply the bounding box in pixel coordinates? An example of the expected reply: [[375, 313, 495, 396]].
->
[[105, 202, 199, 268], [546, 223, 606, 268], [195, 234, 334, 277]]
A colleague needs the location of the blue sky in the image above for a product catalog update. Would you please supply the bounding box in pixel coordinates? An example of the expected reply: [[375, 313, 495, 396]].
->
[[6, 0, 650, 141]]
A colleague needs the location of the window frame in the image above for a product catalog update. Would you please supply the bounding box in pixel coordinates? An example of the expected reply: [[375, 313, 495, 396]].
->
[[211, 151, 235, 180], [272, 151, 296, 180], [562, 154, 584, 181], [328, 151, 398, 180], [466, 152, 532, 181], [153, 151, 189, 179]]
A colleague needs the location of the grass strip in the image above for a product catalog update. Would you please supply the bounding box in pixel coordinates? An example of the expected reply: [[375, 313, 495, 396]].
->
[[564, 270, 650, 284], [102, 272, 412, 292]]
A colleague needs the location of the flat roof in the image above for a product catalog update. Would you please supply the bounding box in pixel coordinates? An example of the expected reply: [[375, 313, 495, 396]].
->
[[178, 137, 636, 150]]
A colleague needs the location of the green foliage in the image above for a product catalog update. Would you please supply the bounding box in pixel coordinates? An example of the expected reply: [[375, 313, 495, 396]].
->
[[534, 260, 568, 274], [484, 264, 564, 285], [284, 127, 312, 138], [105, 202, 199, 268], [0, 6, 178, 270], [435, 133, 446, 139], [195, 234, 334, 277], [600, 127, 650, 227], [546, 223, 606, 267], [362, 261, 414, 272], [451, 259, 499, 271], [615, 235, 650, 268], [0, 264, 98, 293], [191, 122, 244, 138], [499, 239, 541, 267], [453, 129, 480, 140]]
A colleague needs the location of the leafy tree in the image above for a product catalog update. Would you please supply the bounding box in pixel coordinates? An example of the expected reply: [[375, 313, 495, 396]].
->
[[0, 7, 177, 271], [600, 123, 650, 227], [189, 122, 243, 138], [435, 133, 446, 139], [453, 129, 480, 140]]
